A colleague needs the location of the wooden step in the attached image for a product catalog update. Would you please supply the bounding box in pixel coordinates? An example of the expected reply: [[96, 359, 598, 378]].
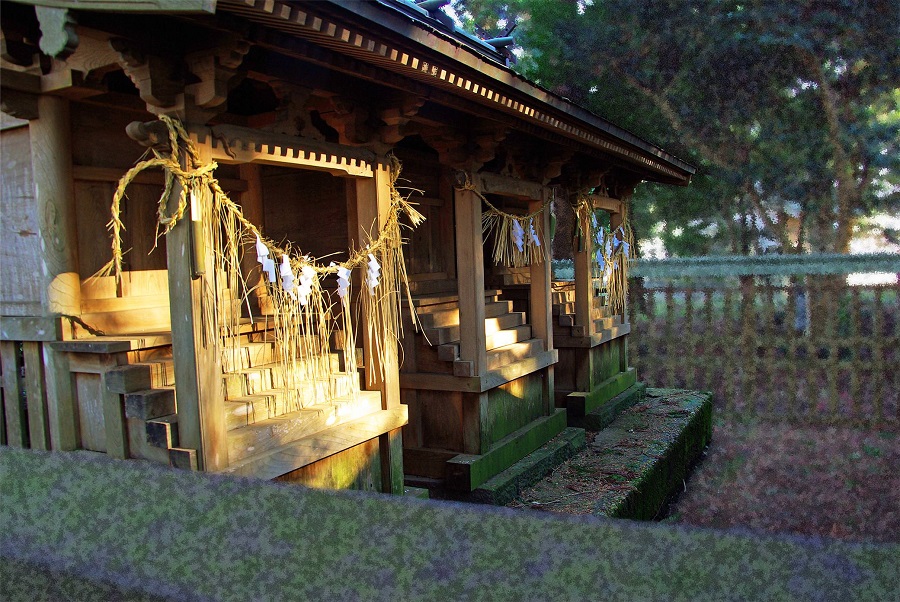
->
[[221, 405, 408, 481], [124, 387, 176, 420], [227, 390, 383, 463], [594, 315, 621, 331], [424, 311, 527, 345], [146, 414, 179, 449], [225, 373, 357, 429], [223, 355, 343, 398], [409, 289, 502, 310], [418, 300, 512, 329], [552, 302, 575, 316], [486, 338, 545, 371], [221, 342, 277, 372], [105, 358, 175, 394], [436, 323, 534, 362]]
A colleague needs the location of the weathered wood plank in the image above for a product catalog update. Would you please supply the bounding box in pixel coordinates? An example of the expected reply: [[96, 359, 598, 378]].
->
[[0, 341, 27, 447], [43, 346, 78, 450], [399, 349, 558, 393], [22, 342, 50, 450], [0, 316, 62, 342], [75, 372, 106, 452], [101, 374, 128, 459], [529, 191, 553, 347]]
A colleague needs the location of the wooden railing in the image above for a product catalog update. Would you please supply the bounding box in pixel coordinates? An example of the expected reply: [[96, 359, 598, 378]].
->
[[623, 253, 900, 428]]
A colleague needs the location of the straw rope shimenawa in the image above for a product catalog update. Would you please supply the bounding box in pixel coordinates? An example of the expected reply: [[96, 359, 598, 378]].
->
[[455, 172, 552, 268], [96, 116, 425, 408], [574, 192, 635, 316]]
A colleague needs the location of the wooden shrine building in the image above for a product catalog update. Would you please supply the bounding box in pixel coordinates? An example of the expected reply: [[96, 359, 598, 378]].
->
[[0, 0, 694, 493]]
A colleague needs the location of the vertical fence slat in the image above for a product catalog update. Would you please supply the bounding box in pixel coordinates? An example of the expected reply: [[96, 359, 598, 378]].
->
[[1, 341, 28, 447], [722, 288, 736, 416], [785, 280, 799, 422], [683, 286, 694, 390], [849, 287, 861, 420], [664, 284, 676, 387], [22, 342, 50, 450], [872, 288, 885, 423], [702, 288, 715, 395]]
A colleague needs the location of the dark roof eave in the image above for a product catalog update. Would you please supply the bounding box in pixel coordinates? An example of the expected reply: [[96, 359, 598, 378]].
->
[[347, 0, 696, 179]]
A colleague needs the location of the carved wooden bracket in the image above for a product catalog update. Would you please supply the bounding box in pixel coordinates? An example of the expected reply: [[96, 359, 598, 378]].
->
[[185, 37, 250, 109], [419, 126, 469, 169], [472, 127, 507, 166], [379, 95, 424, 145], [542, 149, 575, 184], [265, 80, 323, 140], [318, 96, 372, 145], [110, 37, 183, 114]]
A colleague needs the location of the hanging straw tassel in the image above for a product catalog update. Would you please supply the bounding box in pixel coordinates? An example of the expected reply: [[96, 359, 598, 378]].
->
[[96, 117, 426, 413]]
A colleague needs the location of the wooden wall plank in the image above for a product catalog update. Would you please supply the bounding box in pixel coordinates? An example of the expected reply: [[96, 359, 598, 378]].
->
[[43, 346, 79, 450], [101, 373, 128, 459], [22, 342, 50, 450], [0, 341, 27, 447], [75, 372, 106, 452]]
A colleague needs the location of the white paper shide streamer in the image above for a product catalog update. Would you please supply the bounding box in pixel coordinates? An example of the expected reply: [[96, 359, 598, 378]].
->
[[366, 253, 381, 295]]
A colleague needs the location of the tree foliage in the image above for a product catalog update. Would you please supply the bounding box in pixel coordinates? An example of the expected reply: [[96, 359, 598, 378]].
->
[[453, 0, 899, 255]]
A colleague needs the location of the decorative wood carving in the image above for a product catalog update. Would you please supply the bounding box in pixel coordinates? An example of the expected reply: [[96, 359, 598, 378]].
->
[[318, 96, 372, 145], [419, 126, 469, 169], [185, 37, 250, 109], [473, 127, 507, 166], [379, 95, 424, 145], [542, 149, 575, 184], [265, 80, 324, 140], [34, 6, 78, 60], [110, 38, 183, 114]]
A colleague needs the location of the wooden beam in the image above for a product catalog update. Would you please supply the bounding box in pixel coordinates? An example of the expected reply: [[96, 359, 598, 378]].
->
[[43, 346, 79, 450], [0, 316, 63, 342], [479, 172, 543, 201], [453, 184, 487, 376], [589, 194, 624, 216]]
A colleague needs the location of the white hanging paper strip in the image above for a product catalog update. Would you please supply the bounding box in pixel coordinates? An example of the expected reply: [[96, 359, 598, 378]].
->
[[296, 265, 316, 306], [255, 236, 269, 264], [366, 253, 381, 295], [512, 219, 525, 252], [280, 255, 295, 292], [596, 226, 605, 246], [528, 218, 540, 246], [332, 262, 351, 299], [622, 241, 630, 258], [263, 257, 277, 282], [596, 249, 605, 270]]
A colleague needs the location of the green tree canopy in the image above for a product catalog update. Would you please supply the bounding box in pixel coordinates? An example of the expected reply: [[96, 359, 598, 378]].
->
[[453, 0, 899, 256]]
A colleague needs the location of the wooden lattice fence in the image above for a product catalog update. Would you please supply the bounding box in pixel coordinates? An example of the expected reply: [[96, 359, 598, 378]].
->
[[623, 253, 899, 429]]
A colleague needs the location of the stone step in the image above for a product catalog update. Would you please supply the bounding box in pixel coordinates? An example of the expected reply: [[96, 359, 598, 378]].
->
[[105, 358, 175, 394], [124, 387, 176, 421], [417, 300, 512, 329], [225, 373, 357, 429], [486, 338, 545, 371], [227, 390, 383, 463]]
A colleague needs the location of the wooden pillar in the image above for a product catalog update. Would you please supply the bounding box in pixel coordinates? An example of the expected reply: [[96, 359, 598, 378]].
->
[[31, 95, 80, 317], [30, 95, 79, 450], [573, 202, 593, 337], [453, 183, 487, 377], [165, 140, 226, 471], [529, 189, 553, 347], [352, 157, 403, 493]]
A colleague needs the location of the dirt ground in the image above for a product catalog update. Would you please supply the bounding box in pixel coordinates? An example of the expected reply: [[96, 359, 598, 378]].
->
[[509, 419, 900, 544]]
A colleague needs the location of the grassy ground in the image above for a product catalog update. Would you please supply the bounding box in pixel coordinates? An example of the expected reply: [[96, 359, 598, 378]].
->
[[664, 418, 900, 543], [2, 447, 898, 601]]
